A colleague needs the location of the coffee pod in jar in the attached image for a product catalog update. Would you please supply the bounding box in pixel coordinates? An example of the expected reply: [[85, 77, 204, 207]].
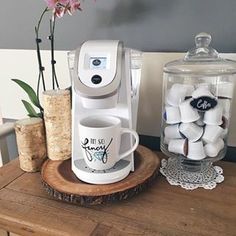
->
[[183, 84, 195, 98], [202, 125, 224, 143], [195, 112, 205, 126], [214, 81, 234, 99], [218, 99, 231, 119], [164, 106, 181, 124], [168, 139, 187, 156], [187, 140, 206, 160], [195, 118, 205, 127], [179, 123, 204, 142], [179, 99, 200, 123], [220, 116, 228, 129], [195, 82, 211, 91], [204, 138, 224, 157], [192, 87, 214, 99], [166, 84, 187, 107], [220, 128, 228, 139], [164, 124, 182, 139], [163, 136, 171, 145], [203, 105, 223, 125]]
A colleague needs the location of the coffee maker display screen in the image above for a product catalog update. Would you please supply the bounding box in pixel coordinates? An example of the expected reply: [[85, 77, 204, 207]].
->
[[89, 57, 107, 69]]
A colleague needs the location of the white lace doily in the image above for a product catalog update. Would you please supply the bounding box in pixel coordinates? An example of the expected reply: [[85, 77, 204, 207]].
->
[[160, 159, 224, 190]]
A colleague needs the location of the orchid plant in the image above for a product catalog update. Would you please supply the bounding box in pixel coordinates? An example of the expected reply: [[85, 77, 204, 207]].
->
[[13, 0, 81, 118]]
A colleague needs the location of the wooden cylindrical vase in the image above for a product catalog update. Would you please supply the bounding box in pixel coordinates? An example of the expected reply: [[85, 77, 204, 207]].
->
[[43, 89, 71, 161], [15, 118, 47, 172]]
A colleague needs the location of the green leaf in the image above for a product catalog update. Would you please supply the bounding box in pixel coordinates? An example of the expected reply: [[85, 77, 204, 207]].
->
[[12, 79, 42, 110], [37, 112, 43, 119], [21, 100, 40, 118]]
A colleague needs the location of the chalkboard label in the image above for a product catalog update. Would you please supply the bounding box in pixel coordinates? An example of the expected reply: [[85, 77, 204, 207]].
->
[[190, 96, 217, 111]]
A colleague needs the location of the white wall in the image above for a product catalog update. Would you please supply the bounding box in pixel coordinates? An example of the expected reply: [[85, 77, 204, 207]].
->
[[0, 49, 70, 120], [1, 49, 236, 146]]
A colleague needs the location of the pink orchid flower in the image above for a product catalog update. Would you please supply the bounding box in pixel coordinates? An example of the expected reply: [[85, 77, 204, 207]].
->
[[44, 0, 81, 18], [44, 0, 69, 9], [67, 0, 81, 15], [53, 3, 67, 18]]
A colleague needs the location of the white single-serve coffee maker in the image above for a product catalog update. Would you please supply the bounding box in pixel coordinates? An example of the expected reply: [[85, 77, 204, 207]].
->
[[68, 40, 142, 184]]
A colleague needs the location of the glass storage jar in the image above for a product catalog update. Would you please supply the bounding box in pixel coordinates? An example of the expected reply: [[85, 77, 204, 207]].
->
[[160, 32, 236, 189]]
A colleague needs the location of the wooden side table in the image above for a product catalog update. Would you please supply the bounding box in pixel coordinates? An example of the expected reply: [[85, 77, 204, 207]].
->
[[0, 154, 236, 236]]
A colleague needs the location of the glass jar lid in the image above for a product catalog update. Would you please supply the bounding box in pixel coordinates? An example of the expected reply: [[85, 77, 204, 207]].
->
[[164, 32, 236, 76]]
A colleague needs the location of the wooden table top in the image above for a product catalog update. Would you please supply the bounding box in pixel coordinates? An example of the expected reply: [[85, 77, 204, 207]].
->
[[0, 153, 236, 236]]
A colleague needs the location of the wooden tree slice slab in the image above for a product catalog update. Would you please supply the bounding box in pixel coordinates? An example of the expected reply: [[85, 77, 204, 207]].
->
[[41, 145, 160, 205]]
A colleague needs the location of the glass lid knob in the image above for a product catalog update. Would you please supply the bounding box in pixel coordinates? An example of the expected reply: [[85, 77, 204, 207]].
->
[[195, 32, 211, 48], [185, 32, 219, 61]]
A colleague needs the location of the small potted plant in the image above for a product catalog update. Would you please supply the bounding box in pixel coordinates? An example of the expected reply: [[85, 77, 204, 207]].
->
[[13, 0, 84, 170], [13, 79, 46, 172]]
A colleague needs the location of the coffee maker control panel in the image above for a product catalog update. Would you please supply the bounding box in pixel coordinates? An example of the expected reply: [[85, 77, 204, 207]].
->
[[78, 41, 120, 88], [72, 40, 123, 100]]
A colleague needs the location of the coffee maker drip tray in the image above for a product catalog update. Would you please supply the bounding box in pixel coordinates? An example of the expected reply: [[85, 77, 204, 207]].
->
[[74, 159, 132, 184]]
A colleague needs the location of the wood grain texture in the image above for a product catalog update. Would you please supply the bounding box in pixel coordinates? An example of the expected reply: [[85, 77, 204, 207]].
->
[[0, 229, 8, 236], [0, 159, 24, 190], [1, 152, 236, 235], [15, 118, 47, 172], [41, 145, 160, 205], [43, 90, 71, 161], [0, 188, 168, 236], [0, 189, 97, 236]]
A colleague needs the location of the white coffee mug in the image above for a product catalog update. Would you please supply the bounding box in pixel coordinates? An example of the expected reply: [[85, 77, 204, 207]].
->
[[79, 115, 139, 170]]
